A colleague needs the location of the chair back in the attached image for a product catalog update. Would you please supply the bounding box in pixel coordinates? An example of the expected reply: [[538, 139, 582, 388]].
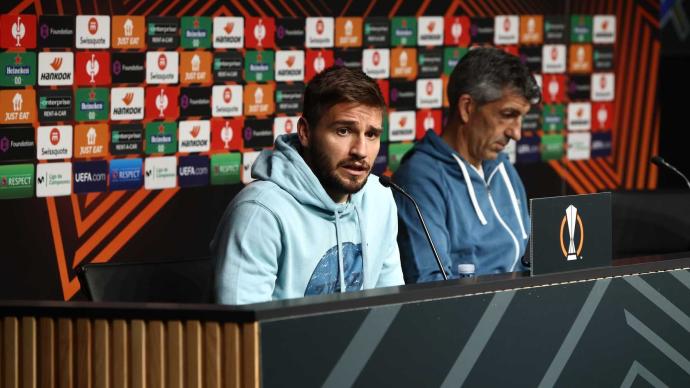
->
[[78, 257, 214, 303]]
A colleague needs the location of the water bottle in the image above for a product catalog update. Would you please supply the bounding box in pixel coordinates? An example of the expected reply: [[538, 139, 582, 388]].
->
[[457, 263, 475, 278]]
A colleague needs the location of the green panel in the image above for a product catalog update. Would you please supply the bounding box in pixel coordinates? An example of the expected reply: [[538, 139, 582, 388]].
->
[[0, 163, 34, 199]]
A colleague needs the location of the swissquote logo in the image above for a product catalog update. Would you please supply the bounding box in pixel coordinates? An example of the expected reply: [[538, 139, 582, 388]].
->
[[38, 52, 74, 86], [416, 78, 442, 108], [273, 116, 299, 139], [110, 87, 144, 121], [542, 44, 566, 73], [305, 17, 334, 48], [560, 205, 584, 261], [212, 85, 243, 117], [362, 48, 390, 79], [591, 73, 614, 101], [76, 15, 110, 48], [493, 15, 519, 45], [37, 125, 72, 160], [146, 51, 178, 84]]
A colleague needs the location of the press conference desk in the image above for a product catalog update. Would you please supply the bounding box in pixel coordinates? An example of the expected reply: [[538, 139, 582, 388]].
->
[[2, 253, 690, 388]]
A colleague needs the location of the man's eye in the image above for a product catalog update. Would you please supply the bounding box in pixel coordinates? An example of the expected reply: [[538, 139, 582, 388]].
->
[[366, 131, 381, 139], [336, 127, 350, 136]]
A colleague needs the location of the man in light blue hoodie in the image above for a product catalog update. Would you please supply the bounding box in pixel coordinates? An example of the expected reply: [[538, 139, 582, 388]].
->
[[214, 66, 404, 305], [393, 47, 542, 283]]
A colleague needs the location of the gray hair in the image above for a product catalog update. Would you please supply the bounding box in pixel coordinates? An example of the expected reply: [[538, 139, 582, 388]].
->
[[447, 47, 541, 112]]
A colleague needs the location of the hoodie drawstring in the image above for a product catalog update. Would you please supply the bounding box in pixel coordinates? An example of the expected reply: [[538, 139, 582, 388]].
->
[[334, 210, 346, 293], [451, 154, 487, 225], [354, 206, 367, 290], [497, 163, 528, 239]]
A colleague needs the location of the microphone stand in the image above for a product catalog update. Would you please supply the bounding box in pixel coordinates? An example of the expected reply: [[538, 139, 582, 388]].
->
[[651, 156, 690, 189], [379, 175, 449, 280]]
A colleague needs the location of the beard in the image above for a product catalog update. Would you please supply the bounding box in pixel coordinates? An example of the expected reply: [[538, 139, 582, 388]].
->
[[307, 145, 371, 198]]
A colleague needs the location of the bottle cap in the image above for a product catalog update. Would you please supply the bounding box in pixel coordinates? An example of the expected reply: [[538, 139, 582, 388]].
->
[[457, 263, 475, 274]]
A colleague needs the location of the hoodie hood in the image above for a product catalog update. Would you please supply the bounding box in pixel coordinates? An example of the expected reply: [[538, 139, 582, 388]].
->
[[408, 130, 505, 179], [251, 133, 364, 217]]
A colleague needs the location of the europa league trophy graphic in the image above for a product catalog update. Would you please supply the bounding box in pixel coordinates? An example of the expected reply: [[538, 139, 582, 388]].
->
[[221, 122, 233, 148], [565, 205, 578, 261], [12, 16, 25, 47], [87, 54, 99, 84], [156, 89, 168, 117]]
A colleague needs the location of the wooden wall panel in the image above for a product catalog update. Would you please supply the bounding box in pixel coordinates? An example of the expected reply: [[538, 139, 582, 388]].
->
[[21, 317, 37, 388], [57, 319, 73, 388], [130, 320, 146, 388], [112, 320, 128, 388], [242, 322, 260, 388], [39, 317, 56, 388], [93, 319, 110, 388], [147, 321, 165, 388], [223, 323, 241, 388], [0, 316, 254, 388], [4, 317, 19, 388], [185, 321, 203, 388], [166, 321, 184, 388], [76, 319, 91, 388], [204, 322, 221, 388]]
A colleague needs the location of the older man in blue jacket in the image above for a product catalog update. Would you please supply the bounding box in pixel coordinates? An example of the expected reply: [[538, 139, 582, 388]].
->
[[393, 47, 541, 283]]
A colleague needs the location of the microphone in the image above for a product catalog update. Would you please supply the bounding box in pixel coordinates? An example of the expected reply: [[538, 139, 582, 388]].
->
[[651, 156, 690, 189], [379, 175, 449, 281]]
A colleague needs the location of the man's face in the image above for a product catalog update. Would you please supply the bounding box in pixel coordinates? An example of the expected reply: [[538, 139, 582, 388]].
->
[[463, 90, 530, 165], [299, 102, 383, 203]]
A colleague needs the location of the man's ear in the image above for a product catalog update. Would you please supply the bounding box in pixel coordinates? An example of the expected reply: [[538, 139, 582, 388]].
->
[[297, 117, 310, 147], [457, 94, 474, 123]]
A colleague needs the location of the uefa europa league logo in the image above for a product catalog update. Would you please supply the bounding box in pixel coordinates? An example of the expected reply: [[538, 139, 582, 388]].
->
[[560, 205, 584, 261]]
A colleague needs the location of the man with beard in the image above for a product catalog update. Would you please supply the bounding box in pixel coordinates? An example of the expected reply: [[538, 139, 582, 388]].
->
[[213, 66, 404, 305], [393, 47, 541, 283]]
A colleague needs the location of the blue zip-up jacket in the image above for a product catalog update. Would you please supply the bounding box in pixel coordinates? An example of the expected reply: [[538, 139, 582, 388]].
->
[[392, 131, 530, 283], [213, 133, 405, 305]]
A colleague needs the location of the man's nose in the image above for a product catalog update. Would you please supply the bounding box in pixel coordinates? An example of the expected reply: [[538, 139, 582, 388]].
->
[[350, 134, 367, 158], [507, 118, 522, 142]]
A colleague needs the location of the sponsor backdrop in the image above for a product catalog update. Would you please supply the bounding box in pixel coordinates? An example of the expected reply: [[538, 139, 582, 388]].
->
[[0, 0, 659, 300]]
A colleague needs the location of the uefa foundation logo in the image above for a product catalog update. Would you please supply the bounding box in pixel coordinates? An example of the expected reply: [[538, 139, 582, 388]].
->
[[560, 205, 584, 261]]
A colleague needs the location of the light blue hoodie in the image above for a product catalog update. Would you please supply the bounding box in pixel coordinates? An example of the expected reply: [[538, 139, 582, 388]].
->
[[213, 134, 404, 305], [393, 131, 530, 283]]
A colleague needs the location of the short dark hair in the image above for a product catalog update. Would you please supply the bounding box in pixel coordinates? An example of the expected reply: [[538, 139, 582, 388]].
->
[[302, 66, 386, 128], [447, 47, 541, 113]]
